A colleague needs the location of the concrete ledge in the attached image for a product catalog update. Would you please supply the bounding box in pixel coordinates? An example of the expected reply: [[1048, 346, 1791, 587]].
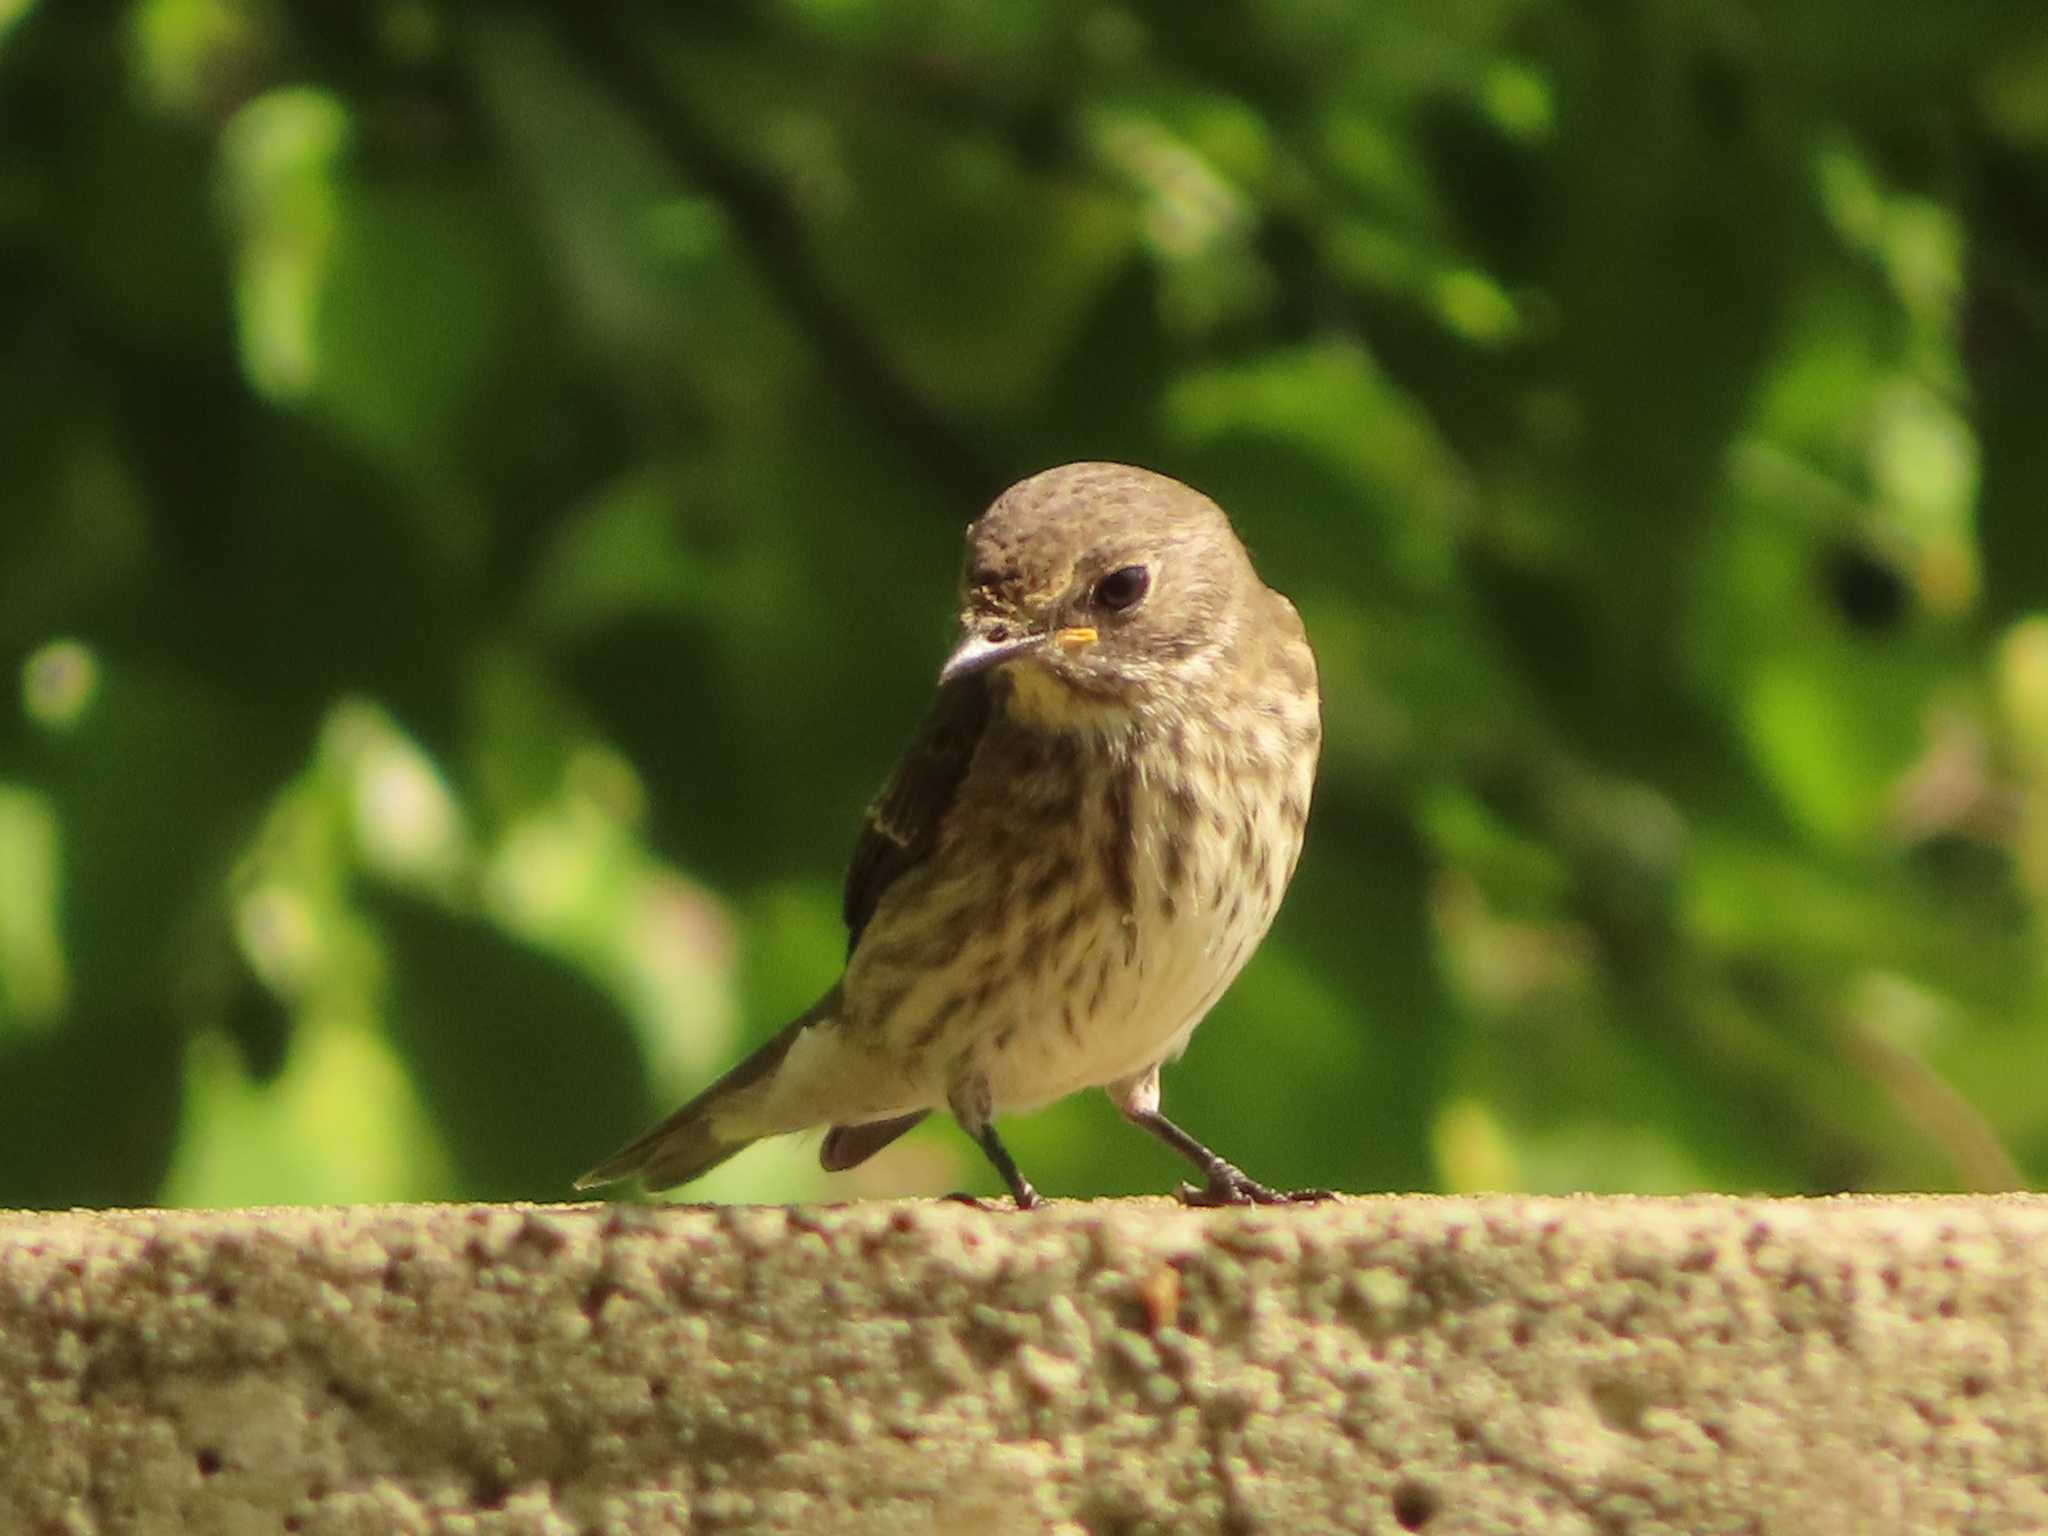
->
[[3, 1196, 2046, 1534]]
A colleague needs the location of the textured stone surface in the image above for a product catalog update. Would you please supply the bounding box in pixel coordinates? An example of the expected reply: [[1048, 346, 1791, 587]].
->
[[2, 1196, 2046, 1533]]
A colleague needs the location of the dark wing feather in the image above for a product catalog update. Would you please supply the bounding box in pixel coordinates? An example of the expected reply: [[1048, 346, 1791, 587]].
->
[[842, 673, 994, 953]]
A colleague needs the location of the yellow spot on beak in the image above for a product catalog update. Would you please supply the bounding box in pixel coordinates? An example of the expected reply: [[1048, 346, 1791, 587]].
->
[[1054, 626, 1099, 653]]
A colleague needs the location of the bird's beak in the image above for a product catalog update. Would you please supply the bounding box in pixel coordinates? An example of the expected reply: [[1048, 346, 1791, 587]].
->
[[939, 624, 1099, 687], [938, 628, 1045, 686]]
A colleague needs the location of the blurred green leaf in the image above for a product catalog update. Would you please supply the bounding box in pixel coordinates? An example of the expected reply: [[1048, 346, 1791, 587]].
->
[[0, 785, 66, 1033], [161, 1015, 450, 1206], [217, 86, 349, 401], [373, 896, 650, 1202]]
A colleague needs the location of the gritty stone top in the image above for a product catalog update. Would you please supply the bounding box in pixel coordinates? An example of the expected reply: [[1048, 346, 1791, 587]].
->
[[3, 1194, 2046, 1534]]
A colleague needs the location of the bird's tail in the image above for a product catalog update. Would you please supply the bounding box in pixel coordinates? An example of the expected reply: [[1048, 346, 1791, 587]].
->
[[574, 991, 832, 1193]]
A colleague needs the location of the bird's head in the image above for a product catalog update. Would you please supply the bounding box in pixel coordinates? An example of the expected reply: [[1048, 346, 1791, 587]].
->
[[939, 462, 1261, 730]]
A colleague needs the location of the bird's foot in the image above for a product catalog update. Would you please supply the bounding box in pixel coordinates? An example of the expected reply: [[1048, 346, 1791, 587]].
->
[[1175, 1162, 1335, 1208]]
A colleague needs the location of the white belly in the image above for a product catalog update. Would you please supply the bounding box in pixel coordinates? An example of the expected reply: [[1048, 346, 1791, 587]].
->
[[980, 747, 1307, 1112]]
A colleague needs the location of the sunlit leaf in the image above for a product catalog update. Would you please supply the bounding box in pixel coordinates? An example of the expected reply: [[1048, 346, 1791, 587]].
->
[[0, 785, 66, 1033], [161, 1015, 451, 1207]]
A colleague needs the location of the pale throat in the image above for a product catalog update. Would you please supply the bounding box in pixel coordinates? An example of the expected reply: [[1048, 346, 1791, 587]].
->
[[1000, 661, 1138, 734]]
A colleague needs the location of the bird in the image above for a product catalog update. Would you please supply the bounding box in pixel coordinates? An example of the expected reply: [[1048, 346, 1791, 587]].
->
[[576, 462, 1324, 1208]]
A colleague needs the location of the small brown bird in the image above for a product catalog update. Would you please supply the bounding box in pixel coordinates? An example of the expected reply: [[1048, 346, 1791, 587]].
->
[[577, 462, 1323, 1207]]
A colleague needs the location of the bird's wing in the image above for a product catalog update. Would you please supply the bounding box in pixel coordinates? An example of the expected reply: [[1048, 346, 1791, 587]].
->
[[842, 673, 994, 953]]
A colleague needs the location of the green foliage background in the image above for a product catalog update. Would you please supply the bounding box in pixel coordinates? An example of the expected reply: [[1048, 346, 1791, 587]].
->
[[5, 0, 2047, 1208]]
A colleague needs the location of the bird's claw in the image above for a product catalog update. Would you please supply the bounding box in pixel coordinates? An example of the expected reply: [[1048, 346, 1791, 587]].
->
[[942, 1188, 1043, 1212], [1175, 1164, 1335, 1208]]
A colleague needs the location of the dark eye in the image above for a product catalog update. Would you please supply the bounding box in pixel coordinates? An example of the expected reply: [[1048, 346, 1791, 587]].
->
[[1092, 564, 1150, 613]]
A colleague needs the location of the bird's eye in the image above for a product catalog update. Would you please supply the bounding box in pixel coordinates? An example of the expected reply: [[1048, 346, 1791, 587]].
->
[[1092, 565, 1151, 613]]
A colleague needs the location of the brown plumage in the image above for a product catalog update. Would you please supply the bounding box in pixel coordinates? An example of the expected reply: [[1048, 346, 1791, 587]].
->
[[577, 462, 1323, 1207]]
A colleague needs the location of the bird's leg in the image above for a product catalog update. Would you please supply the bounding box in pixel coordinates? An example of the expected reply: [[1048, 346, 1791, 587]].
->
[[947, 1077, 1042, 1210], [1110, 1067, 1332, 1208], [970, 1124, 1043, 1211]]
